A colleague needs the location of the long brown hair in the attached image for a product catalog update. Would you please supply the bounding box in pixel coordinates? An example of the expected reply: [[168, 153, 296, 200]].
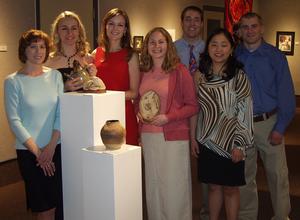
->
[[51, 11, 90, 57], [140, 27, 180, 73], [98, 8, 133, 60]]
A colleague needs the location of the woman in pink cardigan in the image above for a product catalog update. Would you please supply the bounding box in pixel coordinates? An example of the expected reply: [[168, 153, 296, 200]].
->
[[137, 27, 198, 220]]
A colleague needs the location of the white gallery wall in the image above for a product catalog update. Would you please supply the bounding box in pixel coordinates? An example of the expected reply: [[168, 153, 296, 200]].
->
[[0, 0, 35, 162], [258, 0, 300, 95]]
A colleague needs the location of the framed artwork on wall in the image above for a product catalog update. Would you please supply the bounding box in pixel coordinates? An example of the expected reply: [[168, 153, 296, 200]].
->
[[203, 6, 224, 41], [133, 36, 144, 52], [276, 31, 295, 56]]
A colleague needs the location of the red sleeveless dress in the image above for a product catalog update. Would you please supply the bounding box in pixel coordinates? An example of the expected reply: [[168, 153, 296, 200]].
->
[[94, 47, 139, 145]]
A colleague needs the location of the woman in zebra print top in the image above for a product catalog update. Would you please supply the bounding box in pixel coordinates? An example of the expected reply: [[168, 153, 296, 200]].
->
[[191, 28, 253, 220]]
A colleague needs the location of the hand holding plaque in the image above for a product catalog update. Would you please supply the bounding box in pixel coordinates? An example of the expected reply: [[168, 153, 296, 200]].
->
[[139, 90, 160, 122]]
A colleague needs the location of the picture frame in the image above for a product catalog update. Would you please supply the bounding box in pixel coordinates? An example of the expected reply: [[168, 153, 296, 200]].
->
[[203, 6, 224, 41], [276, 31, 295, 56], [133, 36, 144, 51]]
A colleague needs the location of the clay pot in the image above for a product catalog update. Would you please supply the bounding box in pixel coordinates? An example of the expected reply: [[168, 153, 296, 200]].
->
[[100, 120, 125, 150]]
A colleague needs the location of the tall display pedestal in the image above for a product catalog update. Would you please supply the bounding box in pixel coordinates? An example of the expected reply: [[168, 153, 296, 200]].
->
[[60, 91, 125, 220], [82, 145, 142, 220]]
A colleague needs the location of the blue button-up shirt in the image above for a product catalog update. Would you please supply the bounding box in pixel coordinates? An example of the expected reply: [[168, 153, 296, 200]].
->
[[235, 41, 295, 134], [174, 38, 205, 70]]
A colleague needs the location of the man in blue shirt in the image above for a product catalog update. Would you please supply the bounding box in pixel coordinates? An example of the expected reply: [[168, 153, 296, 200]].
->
[[236, 12, 295, 220], [175, 5, 205, 73], [175, 5, 208, 220]]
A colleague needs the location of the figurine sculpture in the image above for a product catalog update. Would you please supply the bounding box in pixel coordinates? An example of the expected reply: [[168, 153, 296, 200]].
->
[[68, 60, 106, 93]]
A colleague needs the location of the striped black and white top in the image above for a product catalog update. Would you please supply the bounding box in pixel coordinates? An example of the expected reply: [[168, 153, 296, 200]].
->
[[196, 70, 254, 159]]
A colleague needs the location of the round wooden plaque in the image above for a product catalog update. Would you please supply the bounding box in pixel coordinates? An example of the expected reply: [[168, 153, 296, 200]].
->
[[139, 90, 160, 122]]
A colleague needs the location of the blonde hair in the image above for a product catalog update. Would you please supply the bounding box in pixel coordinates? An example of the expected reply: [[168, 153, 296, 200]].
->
[[140, 27, 180, 73], [51, 11, 90, 56]]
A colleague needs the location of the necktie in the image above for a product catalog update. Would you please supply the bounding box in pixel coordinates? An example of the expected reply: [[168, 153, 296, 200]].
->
[[189, 45, 197, 74]]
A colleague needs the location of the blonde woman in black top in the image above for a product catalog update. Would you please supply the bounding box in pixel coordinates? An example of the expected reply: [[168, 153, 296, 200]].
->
[[46, 11, 96, 92]]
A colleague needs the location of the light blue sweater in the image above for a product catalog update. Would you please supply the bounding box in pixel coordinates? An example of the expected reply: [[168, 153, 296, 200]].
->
[[4, 68, 64, 150]]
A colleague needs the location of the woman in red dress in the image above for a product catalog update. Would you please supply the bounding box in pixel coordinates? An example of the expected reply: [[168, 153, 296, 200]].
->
[[93, 8, 140, 145]]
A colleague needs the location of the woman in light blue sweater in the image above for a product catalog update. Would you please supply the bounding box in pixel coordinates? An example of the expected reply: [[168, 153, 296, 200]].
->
[[4, 29, 63, 220]]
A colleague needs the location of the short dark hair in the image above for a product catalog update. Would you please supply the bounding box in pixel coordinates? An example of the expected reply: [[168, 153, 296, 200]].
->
[[239, 12, 263, 25], [18, 29, 51, 63], [181, 6, 203, 22]]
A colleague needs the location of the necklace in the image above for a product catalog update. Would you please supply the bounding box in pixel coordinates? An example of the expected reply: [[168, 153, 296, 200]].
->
[[61, 51, 77, 68]]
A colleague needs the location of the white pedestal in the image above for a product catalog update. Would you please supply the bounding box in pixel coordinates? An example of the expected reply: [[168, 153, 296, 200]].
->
[[60, 91, 125, 220], [82, 145, 142, 220]]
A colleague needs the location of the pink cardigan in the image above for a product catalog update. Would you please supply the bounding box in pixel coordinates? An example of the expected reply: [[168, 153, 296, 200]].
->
[[137, 63, 199, 141]]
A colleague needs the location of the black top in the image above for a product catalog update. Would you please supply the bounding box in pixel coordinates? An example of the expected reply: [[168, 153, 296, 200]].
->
[[57, 67, 73, 83], [57, 67, 82, 92]]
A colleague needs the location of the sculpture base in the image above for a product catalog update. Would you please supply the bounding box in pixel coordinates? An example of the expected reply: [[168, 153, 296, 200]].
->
[[79, 89, 106, 93], [104, 143, 123, 150], [82, 144, 142, 220]]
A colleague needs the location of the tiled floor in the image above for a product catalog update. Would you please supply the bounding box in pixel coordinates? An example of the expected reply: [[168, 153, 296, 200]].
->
[[0, 109, 299, 220]]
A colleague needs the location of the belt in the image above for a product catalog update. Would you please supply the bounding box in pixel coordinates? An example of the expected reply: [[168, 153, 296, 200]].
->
[[253, 109, 277, 122]]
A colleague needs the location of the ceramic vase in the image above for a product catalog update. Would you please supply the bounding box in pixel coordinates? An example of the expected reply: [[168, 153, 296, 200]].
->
[[100, 120, 125, 150]]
